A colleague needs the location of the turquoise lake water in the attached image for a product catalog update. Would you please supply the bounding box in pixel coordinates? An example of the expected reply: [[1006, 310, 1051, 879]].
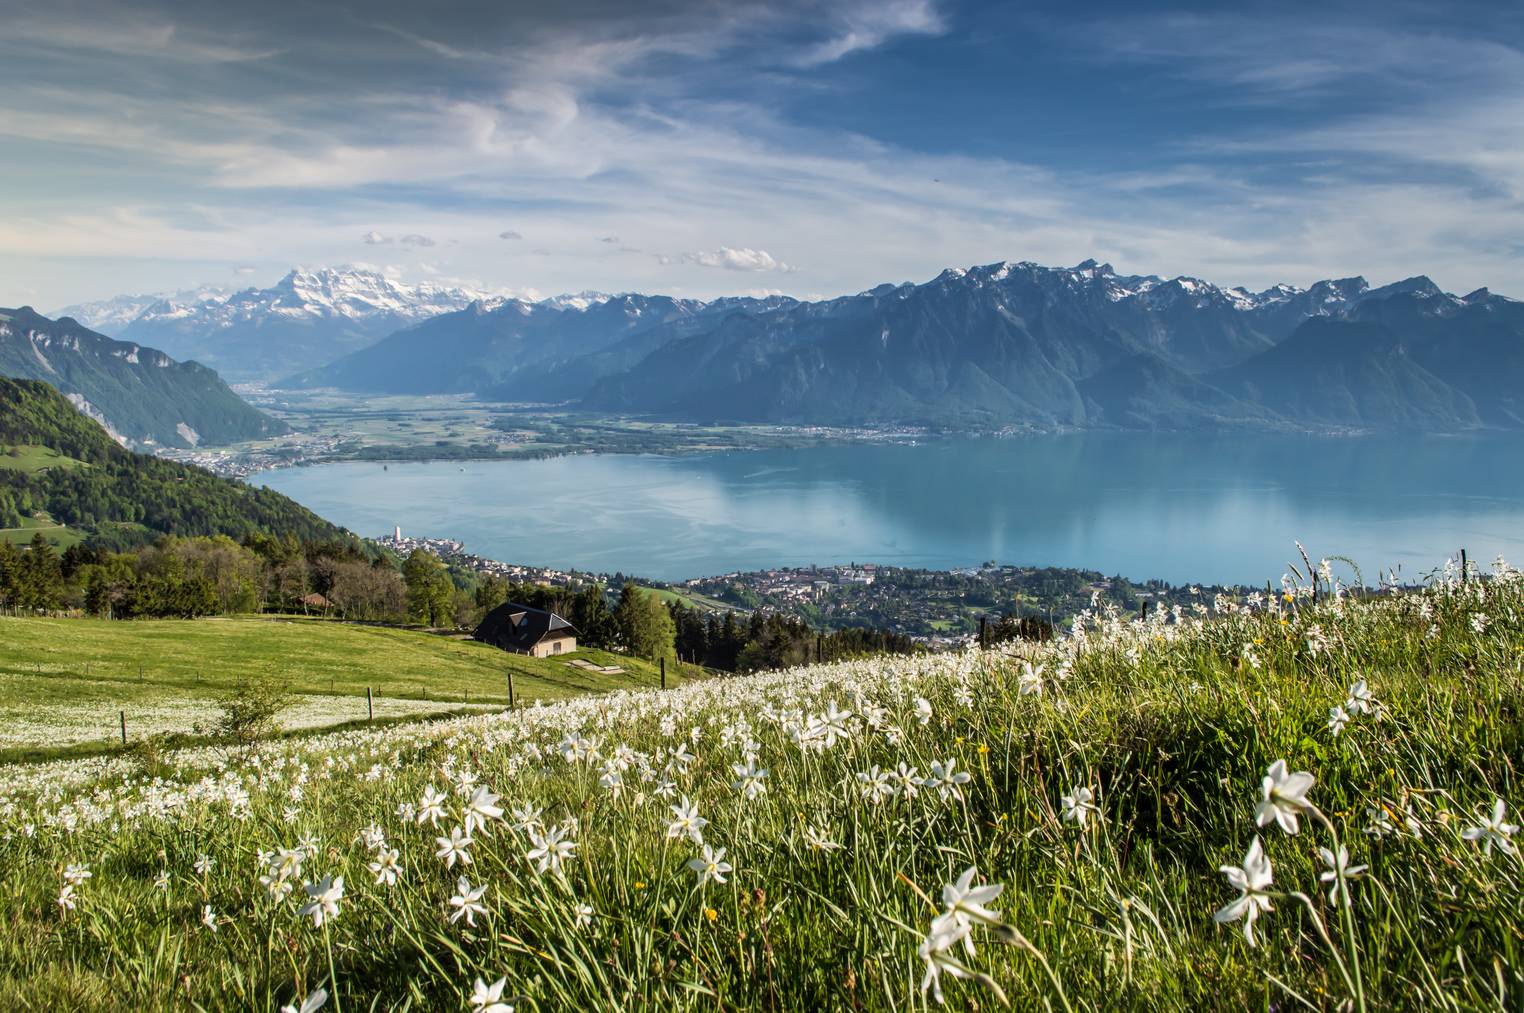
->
[[257, 432, 1524, 585]]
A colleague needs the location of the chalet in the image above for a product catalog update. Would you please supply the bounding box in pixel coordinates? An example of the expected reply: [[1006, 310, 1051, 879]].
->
[[474, 602, 579, 658]]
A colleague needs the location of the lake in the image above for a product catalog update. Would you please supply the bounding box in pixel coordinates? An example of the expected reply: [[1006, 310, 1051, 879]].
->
[[256, 432, 1524, 586]]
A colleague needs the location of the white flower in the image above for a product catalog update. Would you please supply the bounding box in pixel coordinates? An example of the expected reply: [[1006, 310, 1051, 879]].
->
[[62, 863, 91, 886], [510, 804, 543, 832], [1327, 705, 1349, 737], [572, 902, 594, 929], [57, 884, 77, 913], [280, 988, 328, 1013], [922, 759, 973, 802], [369, 848, 401, 887], [1061, 786, 1099, 828], [153, 870, 170, 891], [667, 796, 708, 845], [526, 824, 577, 874], [1471, 613, 1490, 634], [1344, 680, 1374, 715], [1461, 799, 1519, 856], [201, 905, 218, 932], [1318, 845, 1367, 904], [934, 866, 1004, 953], [914, 697, 933, 724], [855, 765, 894, 804], [731, 760, 769, 801], [802, 825, 842, 852], [1018, 662, 1044, 696], [819, 701, 853, 748], [918, 924, 974, 1004], [687, 844, 732, 886], [468, 976, 513, 1013], [463, 786, 503, 834], [1213, 837, 1273, 946], [1254, 760, 1315, 835], [193, 854, 215, 876], [417, 786, 448, 826], [298, 875, 344, 928], [448, 878, 488, 926], [436, 826, 474, 869]]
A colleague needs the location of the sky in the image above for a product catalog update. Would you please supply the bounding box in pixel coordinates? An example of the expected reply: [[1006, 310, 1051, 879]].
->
[[5, 0, 1524, 310]]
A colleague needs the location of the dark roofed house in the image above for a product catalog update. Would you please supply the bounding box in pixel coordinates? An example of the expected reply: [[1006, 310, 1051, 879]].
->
[[474, 602, 579, 658]]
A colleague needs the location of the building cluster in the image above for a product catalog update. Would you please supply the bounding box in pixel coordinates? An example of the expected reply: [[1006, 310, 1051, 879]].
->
[[687, 564, 879, 603], [377, 527, 592, 589]]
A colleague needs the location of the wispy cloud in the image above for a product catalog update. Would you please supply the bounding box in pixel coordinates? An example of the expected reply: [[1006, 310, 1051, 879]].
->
[[5, 0, 1524, 307], [797, 0, 945, 66]]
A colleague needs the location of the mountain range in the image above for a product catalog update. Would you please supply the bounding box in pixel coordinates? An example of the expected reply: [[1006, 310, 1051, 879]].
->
[[0, 307, 287, 449], [272, 260, 1523, 432], [54, 260, 1524, 433], [57, 268, 509, 383]]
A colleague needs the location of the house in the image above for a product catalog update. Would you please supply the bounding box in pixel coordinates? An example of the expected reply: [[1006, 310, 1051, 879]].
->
[[299, 592, 333, 613], [474, 602, 579, 658]]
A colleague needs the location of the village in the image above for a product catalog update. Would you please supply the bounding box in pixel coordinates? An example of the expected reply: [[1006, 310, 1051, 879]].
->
[[370, 526, 1232, 648]]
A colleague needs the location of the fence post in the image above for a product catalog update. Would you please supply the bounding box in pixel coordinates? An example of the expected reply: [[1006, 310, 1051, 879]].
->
[[119, 710, 127, 745], [507, 671, 516, 711], [660, 656, 666, 691], [367, 686, 373, 722], [979, 615, 988, 650], [1461, 548, 1468, 585]]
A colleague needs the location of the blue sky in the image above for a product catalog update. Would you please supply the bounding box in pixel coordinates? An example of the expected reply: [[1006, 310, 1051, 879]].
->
[[5, 0, 1524, 308]]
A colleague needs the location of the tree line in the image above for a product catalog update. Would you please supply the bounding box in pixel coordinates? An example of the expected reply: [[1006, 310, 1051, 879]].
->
[[1, 535, 925, 673]]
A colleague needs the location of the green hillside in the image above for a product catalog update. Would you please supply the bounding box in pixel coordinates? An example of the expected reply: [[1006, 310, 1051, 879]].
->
[[0, 377, 340, 549], [0, 306, 286, 448], [0, 614, 688, 760]]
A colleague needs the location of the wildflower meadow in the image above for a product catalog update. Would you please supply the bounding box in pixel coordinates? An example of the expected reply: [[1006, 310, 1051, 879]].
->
[[2, 556, 1522, 1010]]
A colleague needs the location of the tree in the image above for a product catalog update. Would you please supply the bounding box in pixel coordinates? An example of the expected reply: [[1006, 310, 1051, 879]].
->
[[614, 583, 676, 660], [403, 549, 454, 627], [17, 532, 63, 610], [572, 585, 617, 649]]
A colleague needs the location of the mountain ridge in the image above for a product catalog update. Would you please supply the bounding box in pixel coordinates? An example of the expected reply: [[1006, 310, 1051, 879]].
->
[[57, 268, 515, 383], [0, 307, 287, 449], [64, 259, 1524, 433]]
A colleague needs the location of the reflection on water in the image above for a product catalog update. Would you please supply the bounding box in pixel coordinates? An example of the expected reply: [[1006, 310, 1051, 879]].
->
[[256, 432, 1524, 585]]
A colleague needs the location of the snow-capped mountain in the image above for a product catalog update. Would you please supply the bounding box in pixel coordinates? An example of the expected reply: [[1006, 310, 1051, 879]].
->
[[60, 268, 512, 383], [56, 284, 232, 335]]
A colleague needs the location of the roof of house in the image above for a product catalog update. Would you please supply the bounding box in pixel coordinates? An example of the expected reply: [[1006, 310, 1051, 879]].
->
[[474, 601, 579, 652]]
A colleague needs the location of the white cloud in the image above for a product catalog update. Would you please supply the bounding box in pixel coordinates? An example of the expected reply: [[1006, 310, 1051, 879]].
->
[[399, 233, 435, 247], [361, 230, 390, 245], [683, 247, 796, 272], [498, 229, 522, 240], [797, 0, 945, 66]]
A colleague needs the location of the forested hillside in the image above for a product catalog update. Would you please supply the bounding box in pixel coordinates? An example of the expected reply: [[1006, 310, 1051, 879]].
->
[[0, 307, 286, 448], [0, 378, 338, 548]]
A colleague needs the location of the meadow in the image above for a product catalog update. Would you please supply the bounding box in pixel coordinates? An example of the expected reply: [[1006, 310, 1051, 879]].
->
[[0, 615, 681, 761], [1, 558, 1521, 1010]]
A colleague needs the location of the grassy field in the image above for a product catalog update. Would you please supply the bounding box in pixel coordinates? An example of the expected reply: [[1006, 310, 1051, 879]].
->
[[0, 511, 83, 549], [0, 444, 90, 475], [0, 615, 695, 759], [645, 585, 738, 613], [2, 561, 1522, 1010]]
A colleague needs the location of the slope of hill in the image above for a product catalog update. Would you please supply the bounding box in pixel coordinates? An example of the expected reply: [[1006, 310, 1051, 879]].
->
[[0, 307, 286, 448], [0, 378, 339, 548], [2, 562, 1518, 1010], [63, 268, 509, 383], [0, 614, 679, 760]]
